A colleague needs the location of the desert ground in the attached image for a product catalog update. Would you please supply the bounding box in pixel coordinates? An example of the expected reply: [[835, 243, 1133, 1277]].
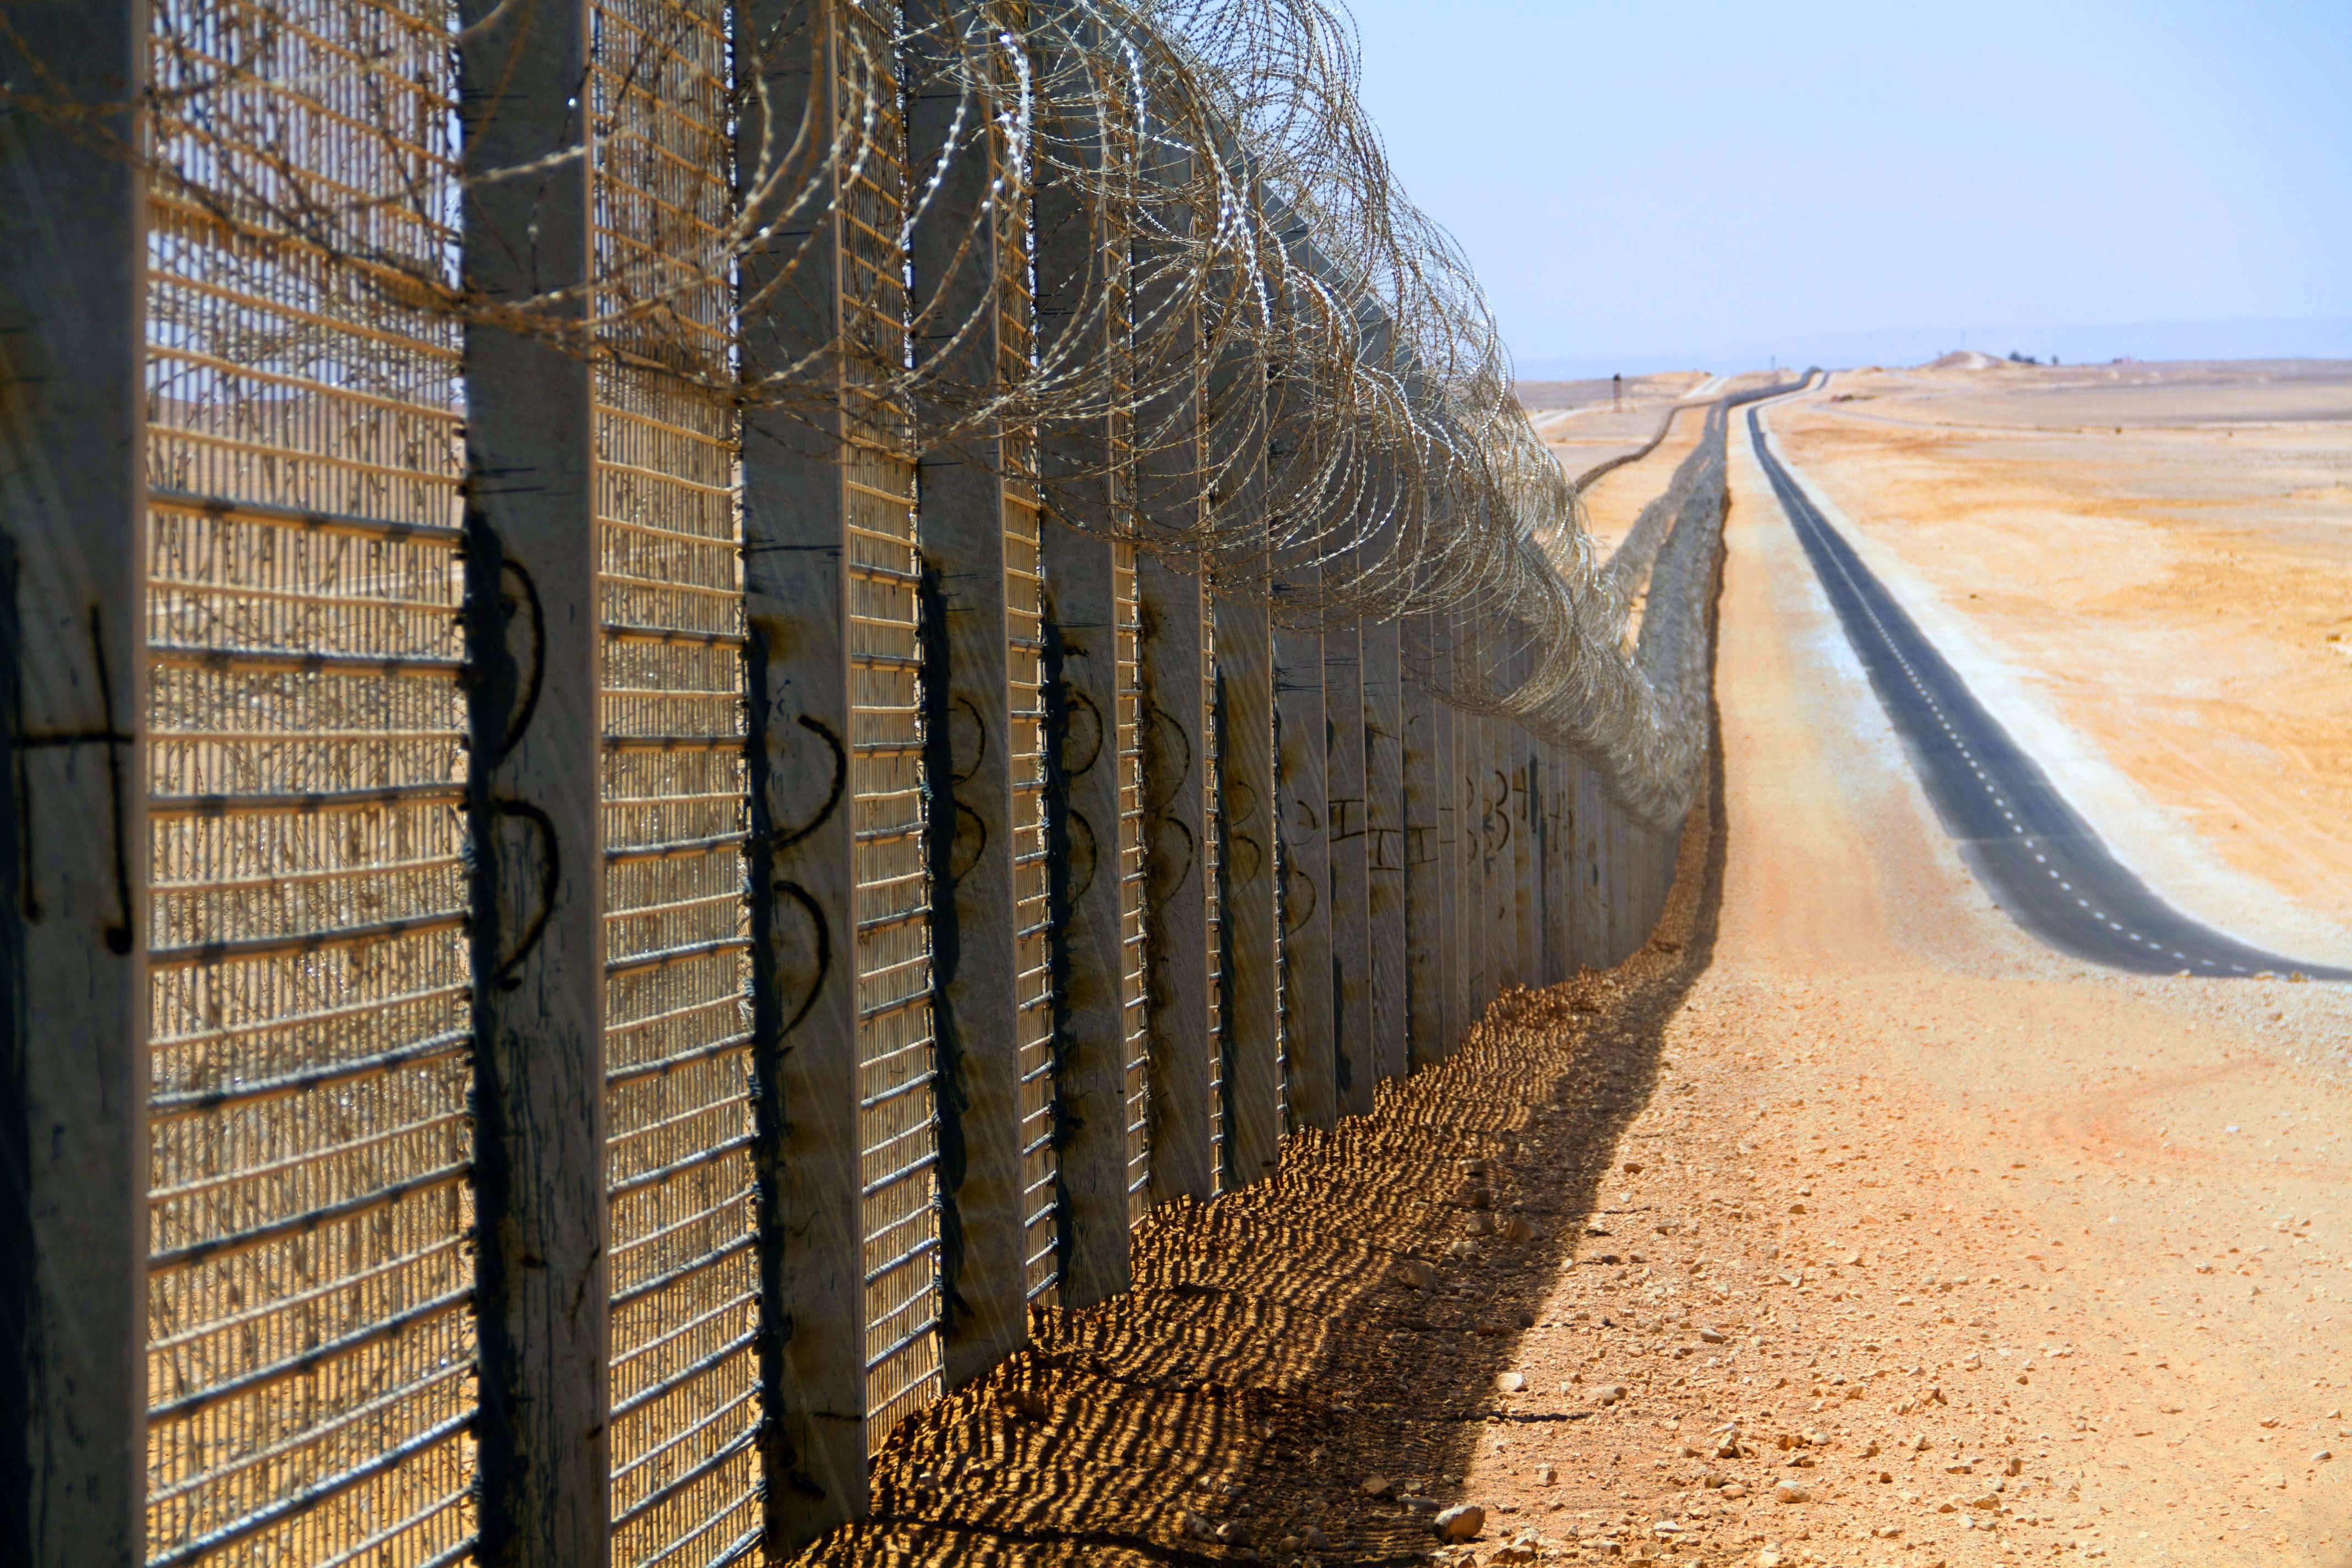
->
[[793, 368, 2351, 1567], [1761, 360, 2352, 965]]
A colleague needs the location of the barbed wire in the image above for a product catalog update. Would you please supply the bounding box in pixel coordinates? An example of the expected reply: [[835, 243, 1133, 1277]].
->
[[36, 0, 1739, 826]]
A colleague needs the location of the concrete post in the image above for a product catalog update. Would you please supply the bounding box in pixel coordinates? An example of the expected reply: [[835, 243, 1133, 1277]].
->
[[0, 9, 149, 1559], [903, 0, 1033, 1375], [1400, 616, 1445, 1071], [1273, 586, 1334, 1132], [1362, 616, 1408, 1084], [458, 3, 612, 1561]]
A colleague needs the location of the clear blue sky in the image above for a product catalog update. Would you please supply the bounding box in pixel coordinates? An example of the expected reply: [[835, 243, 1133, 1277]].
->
[[1340, 0, 2352, 376]]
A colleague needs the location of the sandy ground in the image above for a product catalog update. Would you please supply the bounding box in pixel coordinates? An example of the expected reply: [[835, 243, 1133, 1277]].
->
[[1759, 362, 2352, 968], [792, 373, 2352, 1568], [1431, 421, 2352, 1568]]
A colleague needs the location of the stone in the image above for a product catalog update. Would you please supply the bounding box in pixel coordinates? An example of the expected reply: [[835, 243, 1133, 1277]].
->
[[1467, 1212, 1497, 1237], [1496, 1372, 1527, 1393], [1179, 1510, 1218, 1541], [1362, 1476, 1395, 1498], [2003, 1456, 2022, 1477], [1448, 1237, 1479, 1260], [1490, 1542, 1537, 1565], [1698, 1329, 1727, 1344], [1967, 1493, 2000, 1510], [1624, 1162, 1643, 1174], [1434, 1504, 1487, 1542], [1598, 1384, 1629, 1406], [1400, 1260, 1440, 1292], [1304, 1527, 1332, 1550], [1536, 1463, 1558, 1485], [1720, 1482, 1748, 1499], [2313, 1450, 2333, 1464], [1757, 1551, 1787, 1567], [1772, 1482, 1810, 1504], [1503, 1217, 1538, 1243]]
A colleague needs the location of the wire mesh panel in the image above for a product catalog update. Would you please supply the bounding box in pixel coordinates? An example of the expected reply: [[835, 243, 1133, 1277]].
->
[[140, 3, 477, 1562], [1203, 594, 1226, 1191], [589, 2, 763, 1560], [838, 0, 946, 1449], [1113, 545, 1152, 1223]]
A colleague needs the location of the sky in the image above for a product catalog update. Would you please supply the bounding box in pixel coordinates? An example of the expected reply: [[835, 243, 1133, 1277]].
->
[[1336, 0, 2352, 378]]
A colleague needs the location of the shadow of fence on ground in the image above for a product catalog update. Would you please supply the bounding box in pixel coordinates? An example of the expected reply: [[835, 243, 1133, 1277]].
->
[[790, 725, 1732, 1566]]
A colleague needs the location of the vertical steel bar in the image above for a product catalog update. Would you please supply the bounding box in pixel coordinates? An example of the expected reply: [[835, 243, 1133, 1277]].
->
[[1398, 616, 1444, 1071], [902, 0, 1028, 1385], [1361, 616, 1408, 1085], [458, 3, 611, 1561], [1324, 615, 1373, 1118], [1273, 596, 1333, 1132], [0, 9, 148, 1559]]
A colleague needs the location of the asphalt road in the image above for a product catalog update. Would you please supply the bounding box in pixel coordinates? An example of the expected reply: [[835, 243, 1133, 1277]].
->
[[1747, 399, 2352, 981]]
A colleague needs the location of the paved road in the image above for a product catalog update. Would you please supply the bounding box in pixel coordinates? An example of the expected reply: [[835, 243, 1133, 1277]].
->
[[1747, 399, 2352, 981]]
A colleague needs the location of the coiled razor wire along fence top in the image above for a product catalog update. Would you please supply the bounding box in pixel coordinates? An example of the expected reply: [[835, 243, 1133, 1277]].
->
[[1, 3, 1798, 1564]]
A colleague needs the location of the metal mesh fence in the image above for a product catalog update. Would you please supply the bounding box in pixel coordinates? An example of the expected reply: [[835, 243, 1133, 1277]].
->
[[3, 2, 1739, 1562], [1113, 543, 1153, 1222], [590, 1, 766, 1559], [140, 1, 477, 1562]]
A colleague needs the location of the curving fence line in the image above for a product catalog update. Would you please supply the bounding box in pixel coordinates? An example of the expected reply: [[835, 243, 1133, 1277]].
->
[[4, 4, 1772, 1565]]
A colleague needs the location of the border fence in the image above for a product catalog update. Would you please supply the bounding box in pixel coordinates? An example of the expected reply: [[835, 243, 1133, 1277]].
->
[[2, 3, 1790, 1564]]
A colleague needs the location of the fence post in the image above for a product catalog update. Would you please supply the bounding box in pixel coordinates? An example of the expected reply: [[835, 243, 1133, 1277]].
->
[[1322, 618, 1373, 1115], [1362, 616, 1408, 1085], [1032, 42, 1147, 1303], [1275, 591, 1335, 1131], [1131, 129, 1216, 1202], [1215, 592, 1281, 1183], [741, 0, 953, 1538], [457, 2, 612, 1560], [1434, 631, 1464, 1053], [1458, 634, 1487, 1032], [0, 10, 148, 1559], [1137, 551, 1214, 1201], [1400, 616, 1444, 1071], [902, 0, 1033, 1377]]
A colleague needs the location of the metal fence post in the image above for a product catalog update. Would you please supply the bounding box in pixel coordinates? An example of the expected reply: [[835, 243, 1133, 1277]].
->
[[0, 10, 148, 1559], [458, 3, 611, 1560], [903, 0, 1031, 1380], [1362, 616, 1408, 1085]]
